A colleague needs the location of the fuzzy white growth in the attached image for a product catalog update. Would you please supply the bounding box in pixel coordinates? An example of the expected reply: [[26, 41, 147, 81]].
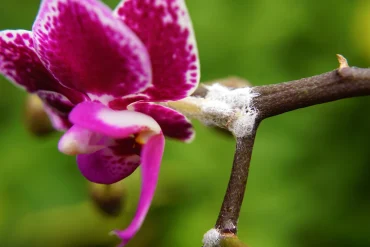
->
[[165, 84, 259, 137], [202, 228, 221, 247], [201, 84, 259, 137]]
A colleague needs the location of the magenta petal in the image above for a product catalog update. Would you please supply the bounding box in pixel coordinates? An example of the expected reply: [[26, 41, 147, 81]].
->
[[130, 102, 194, 142], [77, 142, 141, 184], [60, 125, 141, 184], [38, 91, 74, 113], [0, 30, 57, 92], [33, 0, 152, 102], [115, 133, 165, 245], [108, 94, 150, 111], [115, 0, 200, 101], [69, 102, 161, 139], [0, 30, 85, 104]]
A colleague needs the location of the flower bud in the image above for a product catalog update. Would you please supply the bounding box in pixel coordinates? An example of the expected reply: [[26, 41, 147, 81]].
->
[[24, 94, 54, 136], [89, 180, 126, 217]]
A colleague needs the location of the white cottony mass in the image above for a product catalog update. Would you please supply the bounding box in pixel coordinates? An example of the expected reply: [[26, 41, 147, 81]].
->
[[202, 228, 221, 247], [202, 84, 259, 137]]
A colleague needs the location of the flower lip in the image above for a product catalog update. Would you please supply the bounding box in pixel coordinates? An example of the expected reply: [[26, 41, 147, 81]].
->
[[77, 146, 141, 184], [58, 125, 106, 155], [59, 101, 162, 157]]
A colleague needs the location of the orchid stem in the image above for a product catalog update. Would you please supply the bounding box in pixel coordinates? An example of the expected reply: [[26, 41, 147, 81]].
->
[[215, 124, 259, 234], [210, 55, 370, 240]]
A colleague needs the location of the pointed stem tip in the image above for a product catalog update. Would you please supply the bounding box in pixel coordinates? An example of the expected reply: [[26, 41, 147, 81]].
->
[[336, 54, 349, 69]]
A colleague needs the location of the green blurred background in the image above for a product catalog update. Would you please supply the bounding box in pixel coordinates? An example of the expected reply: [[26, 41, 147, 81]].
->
[[1, 0, 370, 246]]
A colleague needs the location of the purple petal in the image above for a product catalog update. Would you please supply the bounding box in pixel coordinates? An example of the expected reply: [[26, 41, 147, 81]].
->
[[114, 0, 200, 101], [60, 125, 141, 183], [38, 91, 74, 114], [68, 101, 161, 139], [77, 137, 141, 184], [0, 30, 55, 92], [38, 91, 75, 130], [115, 133, 165, 245], [0, 30, 85, 104], [43, 105, 72, 130], [108, 94, 149, 110], [33, 0, 152, 103], [130, 102, 194, 142]]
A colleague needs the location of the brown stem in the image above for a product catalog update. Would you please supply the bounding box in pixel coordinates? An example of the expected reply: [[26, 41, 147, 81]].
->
[[254, 68, 370, 119], [215, 125, 259, 234], [209, 58, 370, 236]]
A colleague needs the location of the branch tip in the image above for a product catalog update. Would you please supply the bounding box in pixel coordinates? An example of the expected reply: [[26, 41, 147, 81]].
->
[[336, 54, 349, 69], [192, 60, 370, 246]]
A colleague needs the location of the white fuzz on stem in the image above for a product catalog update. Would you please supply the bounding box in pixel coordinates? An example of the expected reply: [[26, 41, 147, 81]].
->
[[202, 84, 259, 137], [166, 84, 259, 137], [202, 228, 221, 247]]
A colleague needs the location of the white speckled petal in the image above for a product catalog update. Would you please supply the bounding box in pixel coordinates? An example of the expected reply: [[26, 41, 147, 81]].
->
[[33, 0, 152, 103], [0, 30, 86, 104], [115, 0, 200, 101]]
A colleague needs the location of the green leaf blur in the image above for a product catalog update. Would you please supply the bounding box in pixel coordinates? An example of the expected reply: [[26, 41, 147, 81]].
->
[[0, 0, 370, 246]]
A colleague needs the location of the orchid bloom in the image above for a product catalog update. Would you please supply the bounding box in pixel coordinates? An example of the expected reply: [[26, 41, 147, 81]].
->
[[0, 0, 199, 245]]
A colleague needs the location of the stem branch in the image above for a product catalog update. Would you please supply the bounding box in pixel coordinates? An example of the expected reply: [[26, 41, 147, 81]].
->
[[254, 68, 370, 119], [203, 57, 370, 236], [215, 125, 259, 233]]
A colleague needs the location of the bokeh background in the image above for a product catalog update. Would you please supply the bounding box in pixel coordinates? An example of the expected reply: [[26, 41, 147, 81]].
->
[[1, 0, 370, 246]]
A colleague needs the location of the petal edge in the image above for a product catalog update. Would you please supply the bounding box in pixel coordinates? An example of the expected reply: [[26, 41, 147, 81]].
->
[[130, 102, 194, 142]]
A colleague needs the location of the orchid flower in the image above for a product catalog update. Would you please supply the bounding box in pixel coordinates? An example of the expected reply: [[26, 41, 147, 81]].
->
[[0, 0, 199, 245]]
